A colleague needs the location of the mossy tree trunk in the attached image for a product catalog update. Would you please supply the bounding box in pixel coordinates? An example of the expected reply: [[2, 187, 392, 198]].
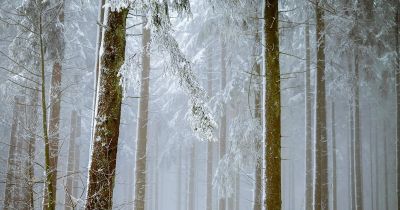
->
[[264, 0, 281, 209], [85, 8, 128, 210]]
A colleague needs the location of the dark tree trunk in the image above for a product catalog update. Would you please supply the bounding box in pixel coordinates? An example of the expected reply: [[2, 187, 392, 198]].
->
[[264, 0, 281, 209]]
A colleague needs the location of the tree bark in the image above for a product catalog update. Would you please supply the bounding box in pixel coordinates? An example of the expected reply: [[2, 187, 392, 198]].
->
[[264, 0, 281, 209], [133, 17, 151, 210], [206, 49, 213, 210], [45, 0, 65, 207], [65, 111, 78, 210], [304, 19, 313, 210], [188, 144, 196, 210], [178, 147, 182, 210], [314, 1, 328, 209], [85, 8, 128, 210], [218, 39, 227, 210], [396, 2, 400, 209], [331, 101, 337, 210], [72, 114, 81, 201], [3, 96, 22, 210]]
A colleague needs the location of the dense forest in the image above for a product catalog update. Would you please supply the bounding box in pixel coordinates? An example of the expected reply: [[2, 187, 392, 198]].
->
[[0, 0, 398, 209]]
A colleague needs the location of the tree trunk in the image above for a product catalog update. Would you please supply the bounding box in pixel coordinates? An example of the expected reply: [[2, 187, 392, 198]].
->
[[235, 173, 240, 210], [72, 114, 81, 202], [314, 1, 328, 209], [264, 0, 281, 209], [133, 17, 151, 210], [65, 111, 78, 210], [45, 1, 65, 207], [331, 101, 337, 210], [206, 49, 213, 210], [178, 147, 182, 210], [304, 19, 313, 210], [3, 96, 22, 210], [27, 88, 38, 210], [384, 121, 389, 210], [396, 2, 400, 209], [154, 133, 159, 210], [85, 8, 128, 210], [353, 49, 363, 210], [219, 39, 227, 210], [188, 144, 196, 210], [375, 123, 379, 210]]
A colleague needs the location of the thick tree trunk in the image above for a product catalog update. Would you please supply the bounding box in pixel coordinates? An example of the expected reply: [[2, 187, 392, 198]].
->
[[3, 96, 22, 210], [85, 8, 128, 210], [65, 111, 78, 210], [133, 17, 151, 210], [314, 1, 328, 209], [219, 39, 227, 210], [331, 102, 337, 210], [304, 19, 313, 210], [264, 0, 281, 209]]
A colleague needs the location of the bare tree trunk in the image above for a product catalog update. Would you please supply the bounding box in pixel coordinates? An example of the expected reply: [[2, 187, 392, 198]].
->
[[219, 39, 227, 210], [375, 123, 379, 210], [396, 2, 400, 208], [27, 88, 38, 210], [264, 0, 281, 209], [384, 121, 389, 210], [3, 96, 22, 210], [65, 111, 78, 210], [45, 1, 65, 207], [353, 49, 363, 210], [154, 133, 159, 210], [72, 114, 81, 202], [133, 17, 151, 210], [206, 49, 213, 210], [235, 173, 240, 210], [85, 8, 128, 210], [350, 101, 356, 210], [178, 147, 182, 210], [304, 19, 313, 210], [331, 101, 337, 210], [188, 144, 196, 210], [314, 1, 328, 209]]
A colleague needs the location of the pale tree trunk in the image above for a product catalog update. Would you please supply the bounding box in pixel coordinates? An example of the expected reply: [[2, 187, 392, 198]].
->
[[350, 102, 356, 210], [178, 147, 182, 210], [368, 106, 374, 209], [85, 8, 128, 210], [304, 19, 313, 210], [331, 101, 337, 210], [65, 111, 78, 210], [305, 18, 313, 210], [206, 49, 213, 210], [235, 173, 240, 210], [45, 0, 65, 207], [396, 2, 400, 208], [72, 114, 81, 201], [253, 22, 262, 210], [353, 49, 363, 210], [219, 39, 227, 210], [133, 17, 151, 210], [264, 0, 281, 209], [314, 1, 328, 209], [374, 123, 379, 210], [188, 144, 196, 210], [154, 132, 159, 210], [3, 96, 22, 210], [384, 121, 389, 210]]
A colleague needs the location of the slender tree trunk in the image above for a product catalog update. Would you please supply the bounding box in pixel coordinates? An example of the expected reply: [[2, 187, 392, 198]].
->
[[253, 22, 262, 210], [219, 39, 227, 210], [188, 144, 196, 210], [45, 1, 65, 207], [314, 1, 328, 209], [384, 121, 389, 210], [133, 17, 151, 210], [3, 96, 22, 210], [72, 114, 81, 201], [206, 49, 213, 210], [369, 106, 374, 210], [27, 88, 38, 210], [154, 133, 159, 210], [264, 0, 281, 209], [85, 8, 128, 210], [350, 101, 356, 210], [375, 123, 379, 210], [353, 49, 363, 210], [235, 173, 240, 210], [65, 111, 78, 210], [331, 101, 337, 210], [396, 2, 400, 208], [178, 147, 182, 210], [304, 19, 313, 210]]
